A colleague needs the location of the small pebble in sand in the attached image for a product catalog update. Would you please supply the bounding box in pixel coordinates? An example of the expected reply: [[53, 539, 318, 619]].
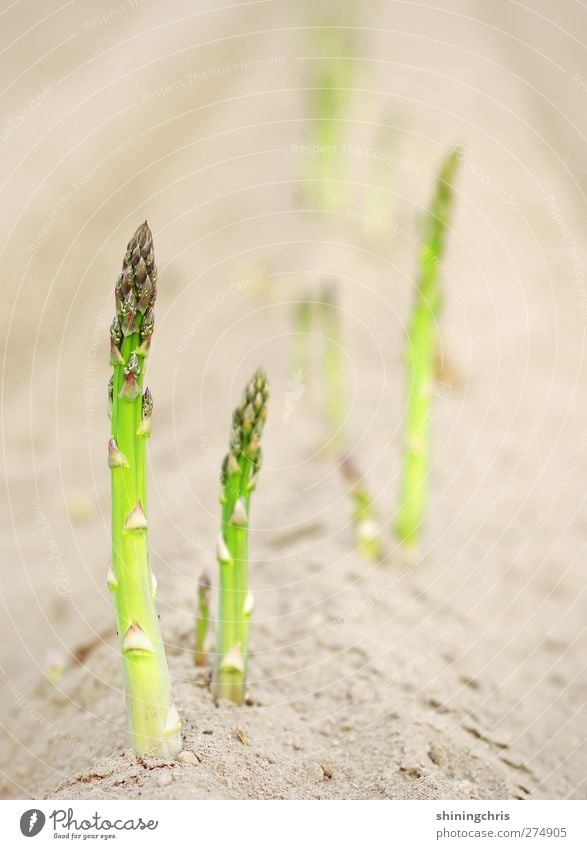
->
[[177, 750, 199, 766], [428, 745, 448, 768], [157, 771, 173, 787], [321, 760, 338, 779], [306, 762, 324, 781], [235, 727, 250, 746]]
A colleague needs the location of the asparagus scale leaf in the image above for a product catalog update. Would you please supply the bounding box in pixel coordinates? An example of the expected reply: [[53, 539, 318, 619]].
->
[[395, 146, 462, 548], [108, 221, 181, 756], [212, 368, 269, 704]]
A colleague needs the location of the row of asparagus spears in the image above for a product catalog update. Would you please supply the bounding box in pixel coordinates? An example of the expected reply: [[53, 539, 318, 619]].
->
[[296, 145, 462, 559], [106, 144, 460, 756]]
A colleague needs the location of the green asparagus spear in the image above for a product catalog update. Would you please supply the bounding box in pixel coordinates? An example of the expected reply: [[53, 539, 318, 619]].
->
[[194, 570, 211, 667], [212, 369, 269, 704], [108, 221, 181, 756], [395, 146, 462, 548]]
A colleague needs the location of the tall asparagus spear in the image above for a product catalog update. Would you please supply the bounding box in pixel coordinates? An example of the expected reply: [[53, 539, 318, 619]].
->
[[108, 221, 181, 756], [395, 147, 462, 548], [212, 368, 269, 704]]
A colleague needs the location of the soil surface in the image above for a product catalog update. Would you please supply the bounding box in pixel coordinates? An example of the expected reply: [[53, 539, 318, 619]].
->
[[0, 0, 585, 800]]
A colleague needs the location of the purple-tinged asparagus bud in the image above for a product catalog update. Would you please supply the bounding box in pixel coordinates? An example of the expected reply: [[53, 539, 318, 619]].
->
[[110, 316, 122, 347], [120, 291, 139, 337], [115, 276, 124, 313], [107, 376, 114, 419], [124, 501, 148, 531], [137, 305, 154, 356], [110, 319, 124, 365], [108, 437, 129, 468], [137, 387, 153, 436], [120, 353, 141, 400], [133, 254, 148, 286], [136, 277, 153, 314], [122, 621, 155, 655]]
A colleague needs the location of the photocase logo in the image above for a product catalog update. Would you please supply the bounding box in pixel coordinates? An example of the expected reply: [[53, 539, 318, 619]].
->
[[20, 810, 45, 837]]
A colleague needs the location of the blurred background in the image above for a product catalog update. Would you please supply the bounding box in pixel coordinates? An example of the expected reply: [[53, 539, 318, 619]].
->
[[0, 0, 585, 799]]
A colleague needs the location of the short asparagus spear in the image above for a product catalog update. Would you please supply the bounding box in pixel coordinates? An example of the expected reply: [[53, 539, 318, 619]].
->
[[395, 146, 462, 548], [341, 455, 381, 562], [212, 368, 269, 705], [194, 570, 211, 667], [108, 221, 181, 756]]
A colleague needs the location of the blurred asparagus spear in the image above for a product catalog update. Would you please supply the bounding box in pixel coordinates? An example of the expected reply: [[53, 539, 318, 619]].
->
[[213, 369, 269, 704], [108, 221, 181, 756], [194, 570, 211, 667], [320, 285, 381, 561], [305, 20, 357, 209], [395, 147, 462, 548], [341, 455, 381, 561]]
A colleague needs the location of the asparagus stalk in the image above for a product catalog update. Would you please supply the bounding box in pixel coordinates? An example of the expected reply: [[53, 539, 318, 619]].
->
[[395, 146, 462, 548], [108, 221, 181, 756], [212, 368, 269, 704], [194, 570, 211, 667], [341, 455, 381, 562]]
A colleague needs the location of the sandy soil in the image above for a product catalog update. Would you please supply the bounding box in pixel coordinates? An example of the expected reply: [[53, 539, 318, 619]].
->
[[0, 0, 585, 800]]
